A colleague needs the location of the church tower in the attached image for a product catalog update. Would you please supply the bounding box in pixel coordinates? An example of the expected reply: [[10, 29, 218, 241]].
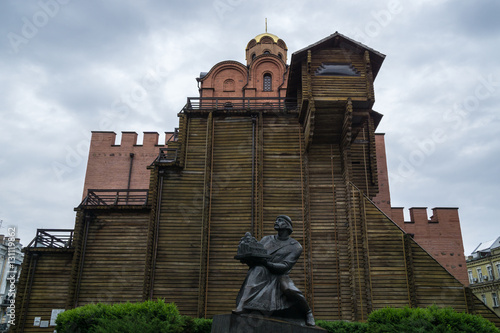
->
[[198, 31, 288, 99]]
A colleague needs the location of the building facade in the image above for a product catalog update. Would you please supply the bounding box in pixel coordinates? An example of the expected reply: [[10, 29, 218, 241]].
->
[[467, 237, 500, 316], [14, 32, 498, 332]]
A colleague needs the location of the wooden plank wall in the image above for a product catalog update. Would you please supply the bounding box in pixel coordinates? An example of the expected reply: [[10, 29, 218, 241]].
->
[[152, 117, 207, 317], [357, 190, 412, 311], [76, 211, 149, 305], [152, 113, 310, 318], [409, 237, 468, 311], [261, 115, 306, 299], [308, 50, 367, 101], [353, 188, 500, 327], [204, 117, 254, 317], [307, 144, 349, 320], [350, 120, 378, 199], [14, 250, 73, 333]]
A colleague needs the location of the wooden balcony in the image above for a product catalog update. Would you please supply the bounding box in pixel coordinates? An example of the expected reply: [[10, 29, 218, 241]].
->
[[182, 97, 297, 114], [27, 229, 74, 248], [79, 189, 149, 207]]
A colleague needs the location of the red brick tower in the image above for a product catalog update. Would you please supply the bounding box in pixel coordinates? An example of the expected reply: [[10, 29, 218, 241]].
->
[[198, 31, 288, 99]]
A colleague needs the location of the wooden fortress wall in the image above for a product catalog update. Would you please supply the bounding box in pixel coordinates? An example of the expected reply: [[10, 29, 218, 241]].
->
[[15, 250, 73, 332], [14, 110, 500, 331], [14, 35, 500, 331]]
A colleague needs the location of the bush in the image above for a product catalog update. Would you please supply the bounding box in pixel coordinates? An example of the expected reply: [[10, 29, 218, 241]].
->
[[55, 300, 211, 333], [190, 317, 212, 333], [55, 302, 498, 333], [367, 305, 500, 333], [317, 319, 368, 332]]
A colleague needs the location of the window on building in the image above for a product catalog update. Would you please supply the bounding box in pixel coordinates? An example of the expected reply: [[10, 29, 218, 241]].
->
[[482, 294, 487, 305], [487, 265, 494, 281], [468, 270, 474, 284], [263, 73, 272, 91], [477, 268, 483, 282], [493, 293, 499, 307], [496, 263, 500, 279], [263, 50, 270, 54], [251, 53, 256, 60]]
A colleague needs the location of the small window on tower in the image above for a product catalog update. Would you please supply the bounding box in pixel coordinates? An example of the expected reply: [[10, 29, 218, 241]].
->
[[263, 50, 270, 54], [251, 53, 256, 60], [263, 73, 272, 91]]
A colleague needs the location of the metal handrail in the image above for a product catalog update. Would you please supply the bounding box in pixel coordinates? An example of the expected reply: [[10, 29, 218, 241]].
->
[[27, 229, 74, 248], [182, 97, 297, 112], [80, 189, 149, 207], [156, 148, 178, 163]]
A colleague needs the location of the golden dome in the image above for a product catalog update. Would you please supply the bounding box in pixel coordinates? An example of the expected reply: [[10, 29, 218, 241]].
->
[[254, 32, 280, 43]]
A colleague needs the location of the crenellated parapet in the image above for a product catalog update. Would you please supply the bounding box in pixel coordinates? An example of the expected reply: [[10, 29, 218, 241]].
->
[[82, 131, 177, 198], [390, 206, 467, 285], [90, 131, 176, 147]]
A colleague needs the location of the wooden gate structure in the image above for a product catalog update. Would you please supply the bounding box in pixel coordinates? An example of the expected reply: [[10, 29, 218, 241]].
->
[[14, 32, 500, 332]]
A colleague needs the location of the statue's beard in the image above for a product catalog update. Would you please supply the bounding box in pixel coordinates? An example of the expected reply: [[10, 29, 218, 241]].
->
[[274, 225, 291, 233]]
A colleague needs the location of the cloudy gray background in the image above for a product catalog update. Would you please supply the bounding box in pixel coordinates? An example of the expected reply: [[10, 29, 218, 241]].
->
[[0, 0, 499, 255]]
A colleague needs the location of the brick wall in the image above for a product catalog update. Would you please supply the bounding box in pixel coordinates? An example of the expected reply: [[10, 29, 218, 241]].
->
[[372, 133, 392, 218], [391, 207, 469, 286], [82, 131, 175, 199]]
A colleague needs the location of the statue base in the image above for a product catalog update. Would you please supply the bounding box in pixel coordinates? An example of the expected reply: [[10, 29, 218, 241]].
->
[[211, 313, 327, 333]]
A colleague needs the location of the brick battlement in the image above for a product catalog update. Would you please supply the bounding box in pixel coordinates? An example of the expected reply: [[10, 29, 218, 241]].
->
[[91, 131, 176, 147], [390, 207, 459, 224], [390, 206, 467, 285]]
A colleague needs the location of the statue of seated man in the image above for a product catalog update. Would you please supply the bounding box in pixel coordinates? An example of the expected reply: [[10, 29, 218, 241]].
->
[[233, 215, 315, 326]]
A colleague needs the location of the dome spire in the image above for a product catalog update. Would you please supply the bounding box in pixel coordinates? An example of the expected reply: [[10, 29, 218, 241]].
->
[[265, 18, 267, 33]]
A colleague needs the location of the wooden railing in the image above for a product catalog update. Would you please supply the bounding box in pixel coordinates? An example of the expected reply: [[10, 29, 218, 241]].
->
[[182, 97, 297, 112], [80, 189, 149, 206], [27, 229, 74, 248]]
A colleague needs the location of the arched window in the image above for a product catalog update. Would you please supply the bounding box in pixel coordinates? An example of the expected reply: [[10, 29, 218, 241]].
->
[[263, 50, 270, 54], [263, 73, 272, 91], [251, 53, 256, 60]]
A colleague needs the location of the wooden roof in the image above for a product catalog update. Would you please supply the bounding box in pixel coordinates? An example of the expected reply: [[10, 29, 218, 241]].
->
[[286, 32, 386, 98]]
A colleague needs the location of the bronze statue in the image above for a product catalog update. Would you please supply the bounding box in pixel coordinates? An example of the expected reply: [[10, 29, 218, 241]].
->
[[234, 215, 315, 326]]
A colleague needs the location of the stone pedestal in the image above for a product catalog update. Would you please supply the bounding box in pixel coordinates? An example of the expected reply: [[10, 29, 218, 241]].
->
[[211, 313, 327, 333]]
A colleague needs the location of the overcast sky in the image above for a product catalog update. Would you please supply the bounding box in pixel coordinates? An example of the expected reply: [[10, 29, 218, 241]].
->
[[0, 0, 499, 255]]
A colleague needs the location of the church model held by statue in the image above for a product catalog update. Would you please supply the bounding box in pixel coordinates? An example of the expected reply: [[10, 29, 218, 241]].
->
[[13, 29, 500, 332]]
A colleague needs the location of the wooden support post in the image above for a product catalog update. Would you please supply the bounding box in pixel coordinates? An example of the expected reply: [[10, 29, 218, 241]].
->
[[367, 117, 378, 189], [364, 51, 375, 103], [403, 233, 418, 308], [65, 211, 90, 309], [256, 113, 264, 240], [330, 144, 342, 319], [143, 164, 163, 301], [360, 194, 373, 315], [307, 50, 312, 99], [464, 287, 475, 314], [342, 100, 356, 320], [198, 112, 214, 318], [300, 125, 314, 309]]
